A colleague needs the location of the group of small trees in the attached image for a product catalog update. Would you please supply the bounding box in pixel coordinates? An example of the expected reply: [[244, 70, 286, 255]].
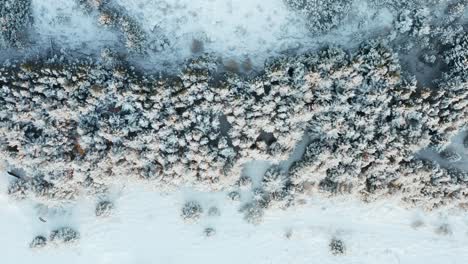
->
[[30, 227, 79, 249], [0, 0, 33, 48], [283, 0, 353, 33], [76, 0, 148, 54]]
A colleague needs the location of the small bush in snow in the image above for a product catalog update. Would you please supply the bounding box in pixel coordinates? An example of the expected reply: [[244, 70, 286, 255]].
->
[[207, 206, 220, 217], [227, 191, 241, 201], [435, 224, 452, 236], [252, 188, 271, 209], [237, 176, 253, 190], [29, 235, 47, 249], [464, 134, 468, 149], [95, 200, 114, 217], [262, 165, 288, 193], [203, 227, 216, 237], [410, 219, 425, 229], [439, 148, 461, 162], [181, 201, 203, 223], [240, 202, 264, 225], [329, 238, 346, 255], [49, 227, 80, 244], [191, 38, 204, 54]]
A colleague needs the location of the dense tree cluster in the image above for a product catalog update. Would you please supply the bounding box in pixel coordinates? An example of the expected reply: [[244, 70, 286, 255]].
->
[[284, 0, 353, 33], [1, 33, 467, 210], [0, 0, 33, 48], [49, 227, 80, 244], [76, 0, 148, 54]]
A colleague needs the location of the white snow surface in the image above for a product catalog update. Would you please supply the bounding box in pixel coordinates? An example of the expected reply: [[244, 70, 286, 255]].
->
[[29, 0, 394, 69], [1, 170, 468, 264]]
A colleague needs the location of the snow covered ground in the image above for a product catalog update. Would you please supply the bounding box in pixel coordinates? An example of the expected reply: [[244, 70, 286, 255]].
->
[[29, 0, 393, 69], [2, 171, 468, 264]]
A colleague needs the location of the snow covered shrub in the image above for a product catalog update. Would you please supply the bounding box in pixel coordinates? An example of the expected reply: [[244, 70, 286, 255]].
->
[[439, 148, 461, 162], [148, 25, 170, 53], [435, 223, 452, 236], [262, 165, 288, 193], [7, 178, 29, 199], [77, 0, 148, 54], [49, 227, 80, 244], [237, 176, 253, 190], [410, 219, 425, 229], [394, 8, 430, 37], [284, 0, 353, 33], [207, 206, 220, 217], [0, 0, 33, 48], [191, 38, 204, 54], [203, 227, 216, 237], [7, 175, 65, 201], [251, 187, 271, 209], [445, 1, 466, 23], [240, 202, 264, 225], [95, 200, 114, 217], [396, 160, 468, 208], [227, 191, 241, 201], [29, 235, 47, 249], [369, 0, 441, 10], [181, 201, 203, 223], [444, 33, 468, 75], [284, 229, 293, 239], [329, 238, 346, 255]]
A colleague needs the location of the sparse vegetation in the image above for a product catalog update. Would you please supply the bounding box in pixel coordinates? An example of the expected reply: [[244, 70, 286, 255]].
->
[[284, 0, 353, 33], [435, 223, 452, 236], [203, 227, 216, 237], [29, 235, 47, 249], [237, 176, 253, 190], [329, 238, 346, 255], [181, 201, 203, 223], [95, 200, 114, 217], [240, 202, 264, 225], [227, 191, 241, 201], [207, 206, 221, 217], [49, 227, 80, 244]]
